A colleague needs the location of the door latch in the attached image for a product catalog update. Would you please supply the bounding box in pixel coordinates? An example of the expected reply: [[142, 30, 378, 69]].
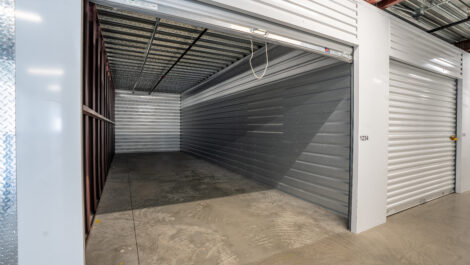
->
[[450, 135, 458, 141]]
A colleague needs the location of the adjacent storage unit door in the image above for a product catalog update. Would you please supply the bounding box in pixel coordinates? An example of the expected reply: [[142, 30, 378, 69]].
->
[[115, 90, 180, 153], [387, 60, 457, 215]]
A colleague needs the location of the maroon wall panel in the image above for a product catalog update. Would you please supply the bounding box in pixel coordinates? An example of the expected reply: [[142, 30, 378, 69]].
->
[[82, 0, 116, 237]]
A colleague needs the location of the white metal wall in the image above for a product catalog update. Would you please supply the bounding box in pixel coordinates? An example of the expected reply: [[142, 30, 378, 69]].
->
[[390, 17, 463, 79], [115, 90, 180, 153], [458, 54, 470, 193], [388, 60, 457, 215], [182, 46, 351, 216], [16, 0, 85, 264]]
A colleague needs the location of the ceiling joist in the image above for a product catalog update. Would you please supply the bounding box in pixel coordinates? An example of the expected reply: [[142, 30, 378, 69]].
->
[[366, 0, 406, 9], [366, 0, 470, 52], [148, 29, 208, 94], [96, 4, 262, 93]]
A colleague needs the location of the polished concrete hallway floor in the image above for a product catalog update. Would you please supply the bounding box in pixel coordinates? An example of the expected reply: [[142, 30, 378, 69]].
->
[[86, 152, 470, 265]]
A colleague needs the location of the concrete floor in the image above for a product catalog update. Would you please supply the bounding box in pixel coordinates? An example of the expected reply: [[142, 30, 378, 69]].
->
[[86, 152, 470, 265]]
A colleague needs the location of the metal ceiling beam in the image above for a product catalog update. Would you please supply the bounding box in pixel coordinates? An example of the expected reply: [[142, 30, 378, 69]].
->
[[98, 17, 259, 47], [428, 17, 470, 33], [378, 0, 406, 9], [101, 27, 253, 52], [106, 44, 240, 60], [366, 0, 406, 9], [105, 38, 243, 59], [108, 52, 226, 69], [108, 55, 221, 70], [97, 8, 201, 33], [383, 1, 464, 43], [132, 18, 160, 93], [456, 38, 470, 51], [149, 29, 208, 94], [102, 34, 247, 56], [95, 3, 265, 94], [107, 45, 235, 64]]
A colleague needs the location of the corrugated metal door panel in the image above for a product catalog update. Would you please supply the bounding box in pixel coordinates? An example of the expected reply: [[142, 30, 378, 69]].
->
[[182, 48, 351, 217], [387, 60, 457, 215], [115, 90, 180, 153], [390, 17, 463, 79], [91, 0, 354, 61], [198, 0, 358, 44]]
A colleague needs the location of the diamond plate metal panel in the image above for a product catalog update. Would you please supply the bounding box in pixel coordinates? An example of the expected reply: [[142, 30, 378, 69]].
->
[[0, 0, 17, 264]]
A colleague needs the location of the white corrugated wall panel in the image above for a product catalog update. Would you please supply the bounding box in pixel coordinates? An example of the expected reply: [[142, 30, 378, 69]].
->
[[115, 90, 180, 153], [390, 17, 463, 79], [387, 60, 457, 215], [198, 0, 358, 45], [182, 46, 351, 216]]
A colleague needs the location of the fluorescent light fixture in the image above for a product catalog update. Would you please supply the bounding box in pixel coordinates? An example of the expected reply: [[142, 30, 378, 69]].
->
[[230, 24, 251, 33], [28, 68, 64, 76], [253, 29, 267, 36], [267, 33, 302, 46], [268, 33, 332, 56], [119, 93, 143, 98], [16, 10, 42, 23], [229, 24, 268, 36], [230, 24, 351, 61]]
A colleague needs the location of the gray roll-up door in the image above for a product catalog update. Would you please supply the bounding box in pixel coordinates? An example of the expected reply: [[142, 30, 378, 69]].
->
[[387, 60, 457, 215], [115, 90, 180, 153]]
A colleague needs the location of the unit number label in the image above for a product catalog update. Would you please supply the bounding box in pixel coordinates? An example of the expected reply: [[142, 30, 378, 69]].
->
[[360, 135, 369, 141]]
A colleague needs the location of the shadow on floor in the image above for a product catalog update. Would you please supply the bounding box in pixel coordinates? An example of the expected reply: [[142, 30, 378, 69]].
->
[[96, 152, 272, 215]]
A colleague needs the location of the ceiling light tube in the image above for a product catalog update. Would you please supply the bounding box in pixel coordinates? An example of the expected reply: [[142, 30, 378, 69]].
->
[[230, 24, 252, 33]]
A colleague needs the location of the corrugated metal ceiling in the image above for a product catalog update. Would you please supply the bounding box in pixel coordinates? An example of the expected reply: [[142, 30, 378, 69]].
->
[[385, 0, 470, 44], [96, 5, 263, 94]]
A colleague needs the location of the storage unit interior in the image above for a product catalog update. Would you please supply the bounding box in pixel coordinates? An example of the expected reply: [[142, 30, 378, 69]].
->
[[85, 3, 353, 264]]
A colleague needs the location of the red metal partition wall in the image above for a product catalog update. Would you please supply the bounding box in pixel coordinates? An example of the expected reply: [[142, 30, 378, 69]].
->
[[83, 0, 115, 236]]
